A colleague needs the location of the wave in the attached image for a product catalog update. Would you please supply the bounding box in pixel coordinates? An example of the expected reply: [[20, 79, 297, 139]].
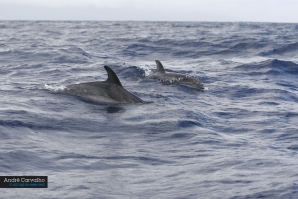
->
[[0, 119, 55, 130], [230, 42, 264, 50], [234, 59, 298, 75], [0, 44, 92, 65], [272, 42, 298, 54], [50, 46, 92, 64], [124, 43, 158, 55], [116, 65, 147, 79], [217, 42, 265, 55], [123, 38, 221, 58], [229, 86, 298, 102], [260, 42, 298, 56]]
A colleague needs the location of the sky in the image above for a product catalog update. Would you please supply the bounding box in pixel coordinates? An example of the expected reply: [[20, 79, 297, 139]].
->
[[0, 0, 298, 23]]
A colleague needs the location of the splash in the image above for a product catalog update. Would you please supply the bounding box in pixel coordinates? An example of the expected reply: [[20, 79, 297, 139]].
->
[[44, 84, 66, 92], [138, 64, 152, 76]]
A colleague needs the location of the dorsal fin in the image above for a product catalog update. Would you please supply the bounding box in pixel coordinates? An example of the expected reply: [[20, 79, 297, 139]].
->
[[104, 66, 122, 86], [155, 60, 165, 73]]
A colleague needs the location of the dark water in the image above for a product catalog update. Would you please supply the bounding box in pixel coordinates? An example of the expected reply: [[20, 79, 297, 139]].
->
[[1, 21, 298, 198]]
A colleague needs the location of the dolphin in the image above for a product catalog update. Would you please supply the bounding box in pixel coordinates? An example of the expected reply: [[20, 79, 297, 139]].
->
[[146, 60, 205, 90], [65, 66, 143, 104]]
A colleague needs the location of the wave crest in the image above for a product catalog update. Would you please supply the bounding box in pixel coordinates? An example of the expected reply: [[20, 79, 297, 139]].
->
[[235, 59, 298, 75]]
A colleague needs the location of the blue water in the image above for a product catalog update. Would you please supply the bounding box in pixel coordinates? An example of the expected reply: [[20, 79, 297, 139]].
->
[[1, 21, 298, 198]]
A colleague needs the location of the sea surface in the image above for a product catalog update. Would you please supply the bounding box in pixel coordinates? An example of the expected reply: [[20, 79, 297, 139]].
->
[[1, 21, 298, 198]]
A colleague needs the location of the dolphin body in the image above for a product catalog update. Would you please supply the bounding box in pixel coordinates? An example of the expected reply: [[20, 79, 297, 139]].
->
[[65, 66, 143, 104], [146, 60, 205, 90]]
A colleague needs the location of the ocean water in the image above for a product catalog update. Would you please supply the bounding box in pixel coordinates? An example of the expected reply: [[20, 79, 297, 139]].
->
[[1, 21, 298, 198]]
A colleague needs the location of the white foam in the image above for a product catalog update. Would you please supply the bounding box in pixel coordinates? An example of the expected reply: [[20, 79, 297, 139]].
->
[[44, 84, 66, 91], [139, 64, 152, 76], [203, 87, 209, 91]]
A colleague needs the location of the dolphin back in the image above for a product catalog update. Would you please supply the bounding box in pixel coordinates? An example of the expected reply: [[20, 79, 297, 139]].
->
[[64, 66, 145, 104], [155, 60, 165, 73], [149, 60, 205, 90]]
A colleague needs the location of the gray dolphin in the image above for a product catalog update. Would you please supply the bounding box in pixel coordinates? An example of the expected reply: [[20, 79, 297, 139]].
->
[[65, 66, 143, 104], [147, 60, 204, 90]]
